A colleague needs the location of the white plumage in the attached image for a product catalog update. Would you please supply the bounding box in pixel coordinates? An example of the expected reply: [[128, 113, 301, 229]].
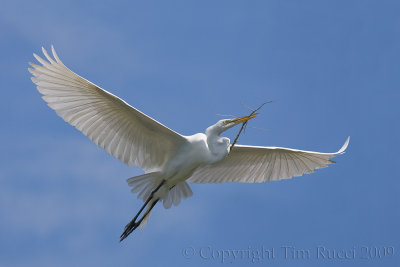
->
[[189, 140, 349, 183], [29, 46, 349, 241], [30, 46, 185, 171]]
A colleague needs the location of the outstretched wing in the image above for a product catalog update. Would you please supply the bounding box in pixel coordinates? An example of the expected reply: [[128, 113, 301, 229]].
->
[[189, 137, 349, 183], [29, 46, 186, 171]]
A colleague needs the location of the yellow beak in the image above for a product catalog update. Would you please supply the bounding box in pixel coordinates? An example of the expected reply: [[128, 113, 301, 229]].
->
[[231, 113, 259, 124]]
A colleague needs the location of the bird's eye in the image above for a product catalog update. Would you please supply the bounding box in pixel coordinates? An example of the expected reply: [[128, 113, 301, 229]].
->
[[223, 120, 231, 125]]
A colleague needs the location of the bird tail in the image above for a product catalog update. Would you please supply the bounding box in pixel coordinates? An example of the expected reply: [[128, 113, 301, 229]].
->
[[122, 173, 194, 241], [162, 181, 193, 209], [127, 171, 162, 202]]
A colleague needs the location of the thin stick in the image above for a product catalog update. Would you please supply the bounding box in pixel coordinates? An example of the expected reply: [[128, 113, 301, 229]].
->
[[216, 114, 236, 118], [230, 101, 272, 151], [240, 102, 255, 112]]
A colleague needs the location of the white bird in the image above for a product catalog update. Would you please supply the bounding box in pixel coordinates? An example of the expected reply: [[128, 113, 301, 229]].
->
[[29, 46, 350, 241]]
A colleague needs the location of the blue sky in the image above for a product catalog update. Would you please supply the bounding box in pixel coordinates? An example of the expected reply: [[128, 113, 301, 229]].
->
[[1, 0, 399, 266]]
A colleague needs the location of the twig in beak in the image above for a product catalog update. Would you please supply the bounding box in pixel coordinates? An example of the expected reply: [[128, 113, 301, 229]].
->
[[230, 101, 272, 152]]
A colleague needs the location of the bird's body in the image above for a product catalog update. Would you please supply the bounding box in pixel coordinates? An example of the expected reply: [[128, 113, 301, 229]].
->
[[29, 46, 349, 241], [155, 135, 209, 193], [147, 129, 230, 193]]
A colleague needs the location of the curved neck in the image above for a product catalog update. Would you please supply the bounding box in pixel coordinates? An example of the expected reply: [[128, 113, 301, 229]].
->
[[206, 124, 222, 136], [205, 125, 229, 160], [206, 125, 221, 151], [206, 133, 221, 153]]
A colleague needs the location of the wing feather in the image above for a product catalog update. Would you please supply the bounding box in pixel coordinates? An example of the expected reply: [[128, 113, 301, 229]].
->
[[30, 46, 186, 171], [189, 137, 350, 183]]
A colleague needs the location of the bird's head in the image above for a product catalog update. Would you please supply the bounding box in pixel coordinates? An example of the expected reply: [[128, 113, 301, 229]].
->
[[206, 113, 259, 135]]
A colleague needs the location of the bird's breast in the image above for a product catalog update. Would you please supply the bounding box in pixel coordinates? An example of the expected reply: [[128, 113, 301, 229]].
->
[[163, 133, 224, 185]]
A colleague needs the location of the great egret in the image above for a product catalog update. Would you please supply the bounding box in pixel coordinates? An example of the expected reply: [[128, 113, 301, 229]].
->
[[29, 46, 350, 241]]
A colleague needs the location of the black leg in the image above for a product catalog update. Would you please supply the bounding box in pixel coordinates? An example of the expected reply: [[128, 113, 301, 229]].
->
[[120, 199, 159, 241], [119, 180, 166, 241]]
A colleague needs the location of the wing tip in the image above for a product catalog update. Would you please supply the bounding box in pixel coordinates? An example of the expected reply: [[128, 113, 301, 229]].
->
[[51, 45, 63, 63], [337, 136, 350, 154]]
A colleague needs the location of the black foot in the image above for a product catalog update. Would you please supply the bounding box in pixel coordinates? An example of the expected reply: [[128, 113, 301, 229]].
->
[[120, 220, 141, 242], [119, 180, 165, 242]]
